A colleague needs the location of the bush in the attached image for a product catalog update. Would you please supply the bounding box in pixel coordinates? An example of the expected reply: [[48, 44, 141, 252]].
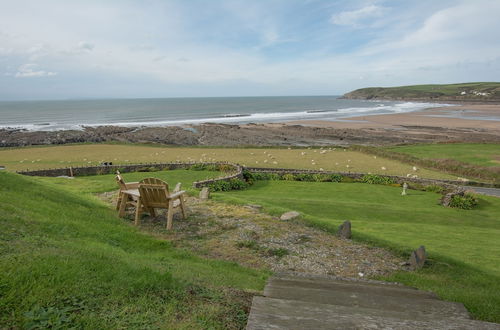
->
[[449, 194, 478, 210], [282, 174, 296, 181], [252, 172, 280, 181], [359, 174, 395, 185], [208, 178, 249, 192], [242, 169, 255, 185], [295, 173, 314, 182], [189, 163, 220, 171], [425, 185, 444, 193], [329, 174, 343, 182]]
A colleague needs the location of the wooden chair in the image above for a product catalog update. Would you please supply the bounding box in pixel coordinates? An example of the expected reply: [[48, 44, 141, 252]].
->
[[115, 171, 139, 211], [135, 178, 187, 229]]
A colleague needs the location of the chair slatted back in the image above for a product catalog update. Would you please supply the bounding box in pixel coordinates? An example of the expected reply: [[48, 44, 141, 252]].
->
[[115, 174, 127, 190], [138, 178, 171, 208]]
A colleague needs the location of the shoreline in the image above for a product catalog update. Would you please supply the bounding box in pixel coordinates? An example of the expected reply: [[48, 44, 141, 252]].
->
[[1, 104, 499, 148], [287, 104, 500, 129]]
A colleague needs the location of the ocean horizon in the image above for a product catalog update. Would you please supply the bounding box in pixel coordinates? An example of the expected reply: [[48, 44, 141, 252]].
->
[[0, 95, 447, 131]]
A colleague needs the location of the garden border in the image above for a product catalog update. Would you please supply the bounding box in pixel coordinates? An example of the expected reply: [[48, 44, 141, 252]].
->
[[15, 162, 496, 190]]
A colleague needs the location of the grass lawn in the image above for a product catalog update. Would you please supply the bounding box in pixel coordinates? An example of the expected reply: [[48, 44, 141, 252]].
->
[[33, 169, 222, 195], [0, 171, 268, 328], [0, 143, 456, 180], [387, 143, 500, 167], [214, 180, 500, 322]]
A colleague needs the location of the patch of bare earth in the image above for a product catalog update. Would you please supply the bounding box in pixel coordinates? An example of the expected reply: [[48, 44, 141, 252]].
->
[[101, 191, 403, 279]]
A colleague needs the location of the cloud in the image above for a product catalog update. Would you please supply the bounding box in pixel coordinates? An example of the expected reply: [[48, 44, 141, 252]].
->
[[330, 4, 385, 27], [77, 41, 94, 52], [15, 63, 57, 78]]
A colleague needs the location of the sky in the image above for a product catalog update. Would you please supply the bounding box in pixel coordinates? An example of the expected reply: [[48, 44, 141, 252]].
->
[[0, 0, 499, 100]]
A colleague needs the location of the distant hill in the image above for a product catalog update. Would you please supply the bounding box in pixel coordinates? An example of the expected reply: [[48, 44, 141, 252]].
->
[[342, 82, 500, 102]]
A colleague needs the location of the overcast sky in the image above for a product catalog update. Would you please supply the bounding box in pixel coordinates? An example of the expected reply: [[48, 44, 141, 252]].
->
[[1, 0, 499, 100]]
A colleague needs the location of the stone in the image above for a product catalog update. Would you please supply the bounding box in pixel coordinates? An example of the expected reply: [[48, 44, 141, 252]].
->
[[441, 189, 465, 207], [245, 204, 263, 211], [409, 246, 426, 270], [199, 187, 210, 200], [280, 211, 300, 221], [337, 220, 352, 239]]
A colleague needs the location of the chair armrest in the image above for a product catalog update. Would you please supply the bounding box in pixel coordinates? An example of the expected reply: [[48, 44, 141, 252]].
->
[[125, 182, 140, 189], [169, 190, 186, 199]]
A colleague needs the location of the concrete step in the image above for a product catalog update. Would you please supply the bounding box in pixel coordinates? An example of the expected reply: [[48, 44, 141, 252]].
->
[[269, 275, 439, 300], [264, 282, 470, 320], [246, 296, 500, 330]]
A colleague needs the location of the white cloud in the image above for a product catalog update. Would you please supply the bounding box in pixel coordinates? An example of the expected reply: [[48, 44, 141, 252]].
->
[[330, 5, 385, 27], [15, 63, 57, 78]]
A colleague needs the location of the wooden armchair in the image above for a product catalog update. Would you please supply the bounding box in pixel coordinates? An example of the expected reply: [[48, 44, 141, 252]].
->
[[135, 178, 187, 229], [115, 171, 139, 210]]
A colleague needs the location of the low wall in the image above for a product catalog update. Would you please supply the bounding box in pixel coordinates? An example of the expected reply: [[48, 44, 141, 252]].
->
[[17, 162, 243, 189], [244, 167, 483, 190]]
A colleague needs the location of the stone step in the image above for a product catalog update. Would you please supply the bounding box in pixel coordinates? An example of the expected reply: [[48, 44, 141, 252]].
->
[[264, 282, 470, 320], [269, 276, 439, 300], [246, 296, 500, 330]]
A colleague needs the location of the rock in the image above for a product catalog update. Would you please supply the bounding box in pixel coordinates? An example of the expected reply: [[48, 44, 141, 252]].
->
[[245, 204, 263, 211], [199, 187, 210, 200], [409, 246, 426, 270], [280, 211, 300, 221], [441, 189, 465, 207], [337, 220, 352, 239]]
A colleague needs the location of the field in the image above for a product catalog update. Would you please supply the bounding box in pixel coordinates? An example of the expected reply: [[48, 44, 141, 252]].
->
[[343, 82, 500, 100], [0, 170, 268, 328], [387, 143, 500, 167], [0, 143, 456, 180], [214, 180, 500, 322]]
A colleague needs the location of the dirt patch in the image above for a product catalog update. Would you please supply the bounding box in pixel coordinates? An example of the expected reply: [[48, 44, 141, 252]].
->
[[103, 192, 403, 279]]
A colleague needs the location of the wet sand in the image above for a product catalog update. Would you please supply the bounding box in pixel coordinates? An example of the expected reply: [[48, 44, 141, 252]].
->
[[288, 104, 500, 130]]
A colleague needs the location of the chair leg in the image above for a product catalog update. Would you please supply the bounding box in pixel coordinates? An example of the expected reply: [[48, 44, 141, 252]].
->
[[116, 192, 122, 210], [166, 200, 174, 230], [135, 201, 142, 226], [149, 207, 156, 217], [179, 197, 187, 219], [118, 194, 128, 217]]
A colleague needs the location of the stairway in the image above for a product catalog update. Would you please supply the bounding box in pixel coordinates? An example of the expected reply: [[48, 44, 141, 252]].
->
[[246, 273, 500, 329]]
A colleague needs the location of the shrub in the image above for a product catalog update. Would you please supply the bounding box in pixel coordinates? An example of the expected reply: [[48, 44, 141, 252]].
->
[[218, 164, 234, 172], [266, 247, 289, 258], [282, 173, 296, 181], [425, 185, 444, 193], [242, 169, 254, 185], [359, 174, 395, 185], [449, 194, 478, 210], [208, 178, 248, 192], [295, 173, 314, 182], [252, 172, 280, 181], [189, 163, 207, 171], [329, 174, 343, 182]]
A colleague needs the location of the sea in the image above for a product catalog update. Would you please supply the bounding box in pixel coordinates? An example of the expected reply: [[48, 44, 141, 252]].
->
[[0, 96, 447, 131]]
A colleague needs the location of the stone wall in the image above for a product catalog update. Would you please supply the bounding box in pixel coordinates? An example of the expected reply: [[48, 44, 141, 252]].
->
[[17, 162, 243, 188], [244, 167, 482, 190]]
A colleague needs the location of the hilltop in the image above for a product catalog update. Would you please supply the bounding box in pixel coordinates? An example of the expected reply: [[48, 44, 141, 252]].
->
[[342, 82, 500, 102]]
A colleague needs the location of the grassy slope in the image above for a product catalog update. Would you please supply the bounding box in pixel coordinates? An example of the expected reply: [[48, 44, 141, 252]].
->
[[387, 143, 500, 167], [0, 171, 268, 328], [343, 82, 500, 100], [214, 181, 500, 322], [0, 143, 455, 180]]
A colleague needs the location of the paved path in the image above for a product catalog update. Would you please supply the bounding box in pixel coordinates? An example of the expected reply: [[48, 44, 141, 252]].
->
[[465, 186, 500, 198], [246, 273, 500, 329]]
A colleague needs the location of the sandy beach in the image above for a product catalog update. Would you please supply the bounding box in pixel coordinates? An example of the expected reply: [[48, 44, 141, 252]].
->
[[288, 104, 500, 130], [1, 104, 499, 148]]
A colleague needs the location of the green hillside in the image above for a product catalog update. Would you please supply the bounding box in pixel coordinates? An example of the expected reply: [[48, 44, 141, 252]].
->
[[342, 82, 500, 101], [0, 171, 267, 328]]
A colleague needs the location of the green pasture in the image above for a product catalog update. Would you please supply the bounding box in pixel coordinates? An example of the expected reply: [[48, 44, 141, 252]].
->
[[0, 143, 455, 180], [0, 171, 267, 328], [387, 143, 500, 167], [214, 180, 500, 322]]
